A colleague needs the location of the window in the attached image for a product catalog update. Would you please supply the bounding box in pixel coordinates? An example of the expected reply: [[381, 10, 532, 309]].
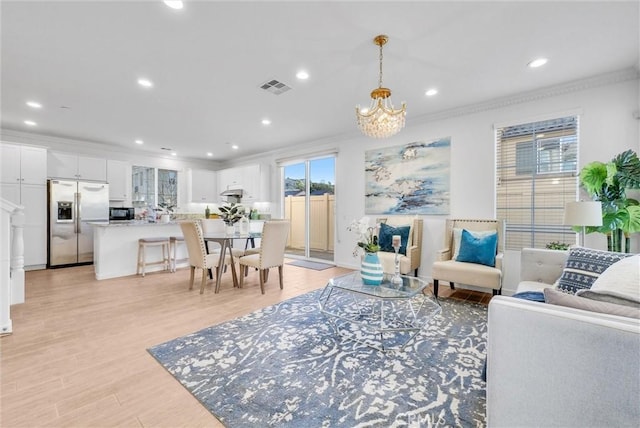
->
[[132, 166, 178, 211], [496, 116, 578, 250]]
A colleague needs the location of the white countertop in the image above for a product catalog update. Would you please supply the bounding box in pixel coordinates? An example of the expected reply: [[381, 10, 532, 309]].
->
[[90, 220, 179, 227]]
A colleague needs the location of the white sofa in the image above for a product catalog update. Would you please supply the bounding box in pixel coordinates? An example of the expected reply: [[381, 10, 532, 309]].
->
[[487, 248, 640, 427]]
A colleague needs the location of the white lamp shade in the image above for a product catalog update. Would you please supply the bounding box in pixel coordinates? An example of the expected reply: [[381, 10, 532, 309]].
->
[[563, 201, 603, 226]]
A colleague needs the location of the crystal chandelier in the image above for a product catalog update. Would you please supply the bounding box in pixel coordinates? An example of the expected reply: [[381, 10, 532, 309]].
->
[[356, 34, 406, 139]]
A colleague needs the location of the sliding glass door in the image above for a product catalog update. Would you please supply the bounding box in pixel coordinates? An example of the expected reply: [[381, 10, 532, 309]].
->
[[282, 156, 335, 261]]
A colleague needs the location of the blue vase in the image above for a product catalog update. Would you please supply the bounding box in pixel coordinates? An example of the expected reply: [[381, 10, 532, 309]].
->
[[361, 252, 383, 286]]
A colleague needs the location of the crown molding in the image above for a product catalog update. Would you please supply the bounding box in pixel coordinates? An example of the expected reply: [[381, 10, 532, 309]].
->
[[0, 128, 222, 170], [413, 67, 640, 123]]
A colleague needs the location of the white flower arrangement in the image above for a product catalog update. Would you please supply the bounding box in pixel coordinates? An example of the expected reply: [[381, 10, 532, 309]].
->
[[347, 216, 380, 256]]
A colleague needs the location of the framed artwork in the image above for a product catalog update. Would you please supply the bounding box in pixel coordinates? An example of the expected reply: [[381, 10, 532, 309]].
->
[[365, 137, 450, 215]]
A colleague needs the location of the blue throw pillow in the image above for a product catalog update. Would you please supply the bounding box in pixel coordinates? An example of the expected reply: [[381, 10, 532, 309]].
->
[[456, 229, 498, 267], [378, 223, 411, 255]]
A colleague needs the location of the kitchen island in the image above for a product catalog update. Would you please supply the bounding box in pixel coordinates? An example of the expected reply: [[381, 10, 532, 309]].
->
[[92, 221, 188, 280]]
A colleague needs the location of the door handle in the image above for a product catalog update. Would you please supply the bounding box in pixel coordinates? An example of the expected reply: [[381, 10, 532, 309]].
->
[[75, 192, 82, 234]]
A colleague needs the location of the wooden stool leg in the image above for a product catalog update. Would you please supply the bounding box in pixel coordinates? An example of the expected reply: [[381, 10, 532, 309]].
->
[[141, 244, 146, 277]]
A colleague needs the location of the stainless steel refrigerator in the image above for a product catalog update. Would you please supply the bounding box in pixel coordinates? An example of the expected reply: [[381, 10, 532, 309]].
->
[[48, 180, 109, 267]]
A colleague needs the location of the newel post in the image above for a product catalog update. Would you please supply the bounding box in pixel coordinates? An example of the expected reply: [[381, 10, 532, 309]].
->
[[10, 208, 26, 305]]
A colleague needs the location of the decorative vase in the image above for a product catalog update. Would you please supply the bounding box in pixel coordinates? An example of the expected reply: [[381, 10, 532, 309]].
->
[[225, 224, 235, 235], [361, 252, 384, 286]]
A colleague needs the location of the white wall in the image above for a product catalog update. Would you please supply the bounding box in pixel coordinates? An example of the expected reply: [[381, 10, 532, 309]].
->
[[231, 72, 640, 295]]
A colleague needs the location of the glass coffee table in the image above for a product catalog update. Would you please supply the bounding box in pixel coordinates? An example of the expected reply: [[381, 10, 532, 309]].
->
[[318, 272, 441, 352]]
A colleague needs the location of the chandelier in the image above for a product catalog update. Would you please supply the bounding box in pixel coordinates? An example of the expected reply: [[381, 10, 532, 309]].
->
[[356, 34, 406, 139]]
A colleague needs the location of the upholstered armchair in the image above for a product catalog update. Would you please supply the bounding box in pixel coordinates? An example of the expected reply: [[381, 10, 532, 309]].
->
[[375, 217, 423, 277], [431, 218, 505, 297]]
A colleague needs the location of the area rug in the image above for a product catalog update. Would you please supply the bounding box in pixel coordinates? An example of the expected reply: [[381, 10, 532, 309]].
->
[[286, 260, 334, 271], [148, 290, 487, 427]]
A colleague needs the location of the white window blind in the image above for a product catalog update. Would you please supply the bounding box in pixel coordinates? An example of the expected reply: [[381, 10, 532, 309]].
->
[[496, 116, 579, 250]]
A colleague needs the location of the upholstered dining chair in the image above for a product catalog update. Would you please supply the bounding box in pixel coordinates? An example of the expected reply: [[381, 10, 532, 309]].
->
[[237, 220, 290, 294], [180, 221, 233, 294], [431, 218, 505, 298]]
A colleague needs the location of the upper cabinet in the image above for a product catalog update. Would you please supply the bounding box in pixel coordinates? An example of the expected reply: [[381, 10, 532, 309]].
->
[[217, 164, 270, 203], [48, 151, 107, 182], [107, 160, 130, 202], [0, 143, 47, 185], [189, 169, 218, 203]]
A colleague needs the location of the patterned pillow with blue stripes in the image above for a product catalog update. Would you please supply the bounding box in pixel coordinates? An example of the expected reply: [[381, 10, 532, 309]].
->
[[557, 247, 633, 294]]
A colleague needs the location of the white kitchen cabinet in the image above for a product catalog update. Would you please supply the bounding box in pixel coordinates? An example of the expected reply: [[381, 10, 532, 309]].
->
[[48, 151, 107, 182], [107, 160, 130, 202], [1, 144, 47, 185], [189, 169, 218, 203], [217, 164, 269, 202], [0, 143, 48, 268]]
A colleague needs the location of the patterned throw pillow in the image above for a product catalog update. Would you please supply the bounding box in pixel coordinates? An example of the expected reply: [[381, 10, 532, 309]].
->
[[557, 247, 633, 294]]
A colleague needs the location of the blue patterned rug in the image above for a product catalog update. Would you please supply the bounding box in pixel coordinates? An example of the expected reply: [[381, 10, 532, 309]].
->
[[148, 290, 487, 427]]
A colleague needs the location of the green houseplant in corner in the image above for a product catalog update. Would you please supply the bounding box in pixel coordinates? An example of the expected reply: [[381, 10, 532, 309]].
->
[[579, 149, 640, 252]]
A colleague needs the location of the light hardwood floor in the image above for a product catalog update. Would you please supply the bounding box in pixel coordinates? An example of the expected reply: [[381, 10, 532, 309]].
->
[[1, 262, 490, 427]]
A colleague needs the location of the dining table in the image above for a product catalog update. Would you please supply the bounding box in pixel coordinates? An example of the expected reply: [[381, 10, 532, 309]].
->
[[202, 231, 261, 292]]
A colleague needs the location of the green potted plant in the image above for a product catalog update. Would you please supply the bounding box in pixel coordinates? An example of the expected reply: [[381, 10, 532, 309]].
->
[[579, 149, 640, 252]]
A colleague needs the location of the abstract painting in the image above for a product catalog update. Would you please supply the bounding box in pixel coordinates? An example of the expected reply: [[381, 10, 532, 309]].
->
[[365, 137, 450, 214]]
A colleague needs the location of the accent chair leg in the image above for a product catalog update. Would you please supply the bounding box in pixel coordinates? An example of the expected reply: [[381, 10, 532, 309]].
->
[[450, 282, 455, 290], [414, 268, 418, 277], [278, 265, 283, 290], [433, 279, 439, 298]]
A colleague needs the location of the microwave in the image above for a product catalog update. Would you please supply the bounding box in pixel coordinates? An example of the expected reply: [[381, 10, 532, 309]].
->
[[109, 207, 135, 221]]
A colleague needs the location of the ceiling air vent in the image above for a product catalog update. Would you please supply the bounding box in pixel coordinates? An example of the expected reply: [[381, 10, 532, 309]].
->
[[259, 79, 292, 95]]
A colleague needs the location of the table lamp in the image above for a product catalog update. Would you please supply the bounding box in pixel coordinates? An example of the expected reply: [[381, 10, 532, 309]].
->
[[563, 201, 603, 247]]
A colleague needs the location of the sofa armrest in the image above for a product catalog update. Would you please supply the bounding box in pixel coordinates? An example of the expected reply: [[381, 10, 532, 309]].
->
[[436, 248, 451, 261], [487, 296, 640, 427]]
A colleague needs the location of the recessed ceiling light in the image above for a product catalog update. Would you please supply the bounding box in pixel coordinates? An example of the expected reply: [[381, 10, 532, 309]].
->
[[425, 88, 438, 97], [527, 58, 548, 68], [135, 139, 144, 145], [261, 118, 271, 125], [26, 101, 42, 109], [163, 1, 183, 10], [171, 152, 177, 156], [231, 144, 239, 150], [24, 120, 37, 126], [137, 78, 154, 88], [206, 152, 213, 157], [296, 70, 309, 80]]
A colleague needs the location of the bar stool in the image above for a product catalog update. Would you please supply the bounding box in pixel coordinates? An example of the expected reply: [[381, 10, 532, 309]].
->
[[169, 236, 185, 272], [137, 237, 171, 276]]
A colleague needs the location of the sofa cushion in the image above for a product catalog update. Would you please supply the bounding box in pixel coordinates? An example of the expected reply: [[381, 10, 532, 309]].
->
[[456, 229, 498, 267], [556, 247, 632, 295], [544, 287, 640, 319], [378, 222, 411, 255]]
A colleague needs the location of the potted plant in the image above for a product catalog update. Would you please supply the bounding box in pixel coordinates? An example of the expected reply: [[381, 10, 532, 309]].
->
[[218, 203, 244, 234], [579, 149, 640, 252]]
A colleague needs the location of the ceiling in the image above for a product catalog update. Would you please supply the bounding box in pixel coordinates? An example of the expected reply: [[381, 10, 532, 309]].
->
[[1, 1, 638, 162]]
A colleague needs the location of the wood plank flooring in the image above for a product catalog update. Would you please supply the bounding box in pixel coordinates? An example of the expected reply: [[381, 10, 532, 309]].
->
[[1, 262, 490, 427]]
